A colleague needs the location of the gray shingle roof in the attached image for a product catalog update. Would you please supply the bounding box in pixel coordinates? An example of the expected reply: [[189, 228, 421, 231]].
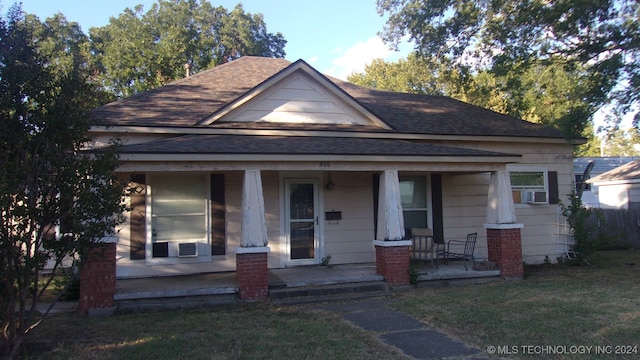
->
[[588, 159, 640, 183], [574, 157, 640, 177], [91, 57, 291, 127], [91, 56, 566, 139], [118, 134, 518, 158], [335, 81, 565, 138]]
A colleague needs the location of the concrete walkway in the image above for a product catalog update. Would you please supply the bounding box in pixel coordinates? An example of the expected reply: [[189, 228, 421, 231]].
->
[[316, 299, 489, 360]]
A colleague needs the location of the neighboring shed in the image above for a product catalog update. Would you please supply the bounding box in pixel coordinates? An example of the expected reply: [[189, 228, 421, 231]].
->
[[587, 159, 640, 210], [574, 157, 639, 208]]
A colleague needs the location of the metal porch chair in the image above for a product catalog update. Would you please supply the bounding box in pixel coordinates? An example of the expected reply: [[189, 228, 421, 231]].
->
[[443, 233, 477, 271]]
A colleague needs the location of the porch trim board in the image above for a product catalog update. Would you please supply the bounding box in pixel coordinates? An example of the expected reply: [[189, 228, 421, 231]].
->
[[236, 246, 270, 254], [90, 125, 575, 145]]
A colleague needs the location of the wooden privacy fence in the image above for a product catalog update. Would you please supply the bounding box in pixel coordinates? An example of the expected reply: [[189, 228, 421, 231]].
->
[[586, 208, 640, 249]]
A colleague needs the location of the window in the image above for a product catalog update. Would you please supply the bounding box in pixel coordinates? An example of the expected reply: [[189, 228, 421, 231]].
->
[[575, 174, 591, 192], [150, 174, 209, 259], [510, 170, 548, 204], [399, 175, 428, 234]]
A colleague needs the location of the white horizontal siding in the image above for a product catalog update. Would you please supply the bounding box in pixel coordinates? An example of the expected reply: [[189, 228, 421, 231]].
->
[[435, 141, 575, 264], [322, 172, 376, 265], [226, 72, 375, 126]]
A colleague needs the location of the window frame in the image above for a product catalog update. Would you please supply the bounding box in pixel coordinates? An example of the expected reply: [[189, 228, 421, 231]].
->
[[399, 174, 432, 234], [507, 166, 549, 206], [575, 174, 591, 192], [145, 173, 212, 265]]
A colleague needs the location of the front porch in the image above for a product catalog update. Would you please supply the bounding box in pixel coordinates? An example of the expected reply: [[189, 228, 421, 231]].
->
[[113, 261, 499, 311]]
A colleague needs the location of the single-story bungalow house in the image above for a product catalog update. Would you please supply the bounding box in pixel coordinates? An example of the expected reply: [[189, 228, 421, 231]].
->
[[79, 56, 580, 312]]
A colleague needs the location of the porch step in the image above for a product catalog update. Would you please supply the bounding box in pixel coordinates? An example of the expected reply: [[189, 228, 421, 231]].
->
[[115, 286, 238, 312], [269, 281, 390, 305]]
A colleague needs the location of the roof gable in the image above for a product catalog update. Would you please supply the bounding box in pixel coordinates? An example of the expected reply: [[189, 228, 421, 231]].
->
[[200, 60, 391, 129]]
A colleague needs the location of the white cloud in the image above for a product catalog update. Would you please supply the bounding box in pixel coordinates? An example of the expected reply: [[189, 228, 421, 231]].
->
[[324, 36, 395, 80]]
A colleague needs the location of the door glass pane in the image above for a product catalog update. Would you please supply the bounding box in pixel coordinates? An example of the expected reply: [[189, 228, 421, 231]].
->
[[290, 222, 315, 259], [290, 184, 314, 219]]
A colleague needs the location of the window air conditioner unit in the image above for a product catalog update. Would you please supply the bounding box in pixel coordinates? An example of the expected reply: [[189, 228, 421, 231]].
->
[[526, 190, 547, 204], [178, 242, 198, 257]]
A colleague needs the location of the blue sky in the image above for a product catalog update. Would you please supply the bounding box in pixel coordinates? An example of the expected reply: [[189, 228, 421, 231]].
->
[[18, 0, 412, 79]]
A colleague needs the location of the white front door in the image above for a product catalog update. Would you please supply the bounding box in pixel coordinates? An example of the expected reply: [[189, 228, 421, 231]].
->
[[285, 179, 320, 265]]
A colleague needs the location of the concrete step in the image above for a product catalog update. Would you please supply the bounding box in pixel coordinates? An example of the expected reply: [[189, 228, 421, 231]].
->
[[114, 286, 238, 312], [269, 281, 390, 305]]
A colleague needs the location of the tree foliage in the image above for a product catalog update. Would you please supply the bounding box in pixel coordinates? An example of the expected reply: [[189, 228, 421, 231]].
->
[[601, 127, 640, 155], [0, 5, 127, 357], [348, 53, 460, 95], [90, 0, 287, 97], [377, 0, 640, 128]]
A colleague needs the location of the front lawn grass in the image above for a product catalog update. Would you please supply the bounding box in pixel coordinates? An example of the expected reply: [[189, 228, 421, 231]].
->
[[391, 250, 640, 359], [25, 250, 639, 359], [25, 303, 408, 359]]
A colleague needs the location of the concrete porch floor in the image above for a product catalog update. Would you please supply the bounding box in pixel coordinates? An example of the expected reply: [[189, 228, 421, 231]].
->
[[114, 261, 499, 302], [412, 260, 500, 281]]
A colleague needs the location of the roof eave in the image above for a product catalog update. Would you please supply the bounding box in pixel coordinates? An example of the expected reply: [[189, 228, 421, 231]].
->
[[89, 125, 571, 144], [118, 153, 522, 163]]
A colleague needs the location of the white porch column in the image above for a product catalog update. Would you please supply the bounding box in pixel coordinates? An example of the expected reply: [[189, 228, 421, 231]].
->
[[484, 169, 525, 278], [237, 169, 270, 301], [240, 169, 268, 248], [376, 170, 406, 241], [486, 170, 518, 225], [374, 170, 411, 286]]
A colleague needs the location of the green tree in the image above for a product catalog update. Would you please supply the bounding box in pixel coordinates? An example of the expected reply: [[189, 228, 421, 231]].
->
[[377, 0, 639, 128], [576, 123, 602, 156], [0, 5, 127, 357], [348, 53, 455, 95], [601, 127, 640, 156], [90, 0, 287, 98]]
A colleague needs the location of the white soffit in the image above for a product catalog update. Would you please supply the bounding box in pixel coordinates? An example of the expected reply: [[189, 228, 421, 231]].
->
[[200, 61, 391, 129]]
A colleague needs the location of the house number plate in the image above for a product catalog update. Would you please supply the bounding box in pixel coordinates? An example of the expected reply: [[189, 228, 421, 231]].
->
[[319, 162, 331, 168]]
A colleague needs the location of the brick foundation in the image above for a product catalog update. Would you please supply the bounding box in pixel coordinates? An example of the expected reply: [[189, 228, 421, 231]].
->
[[486, 227, 524, 278], [79, 243, 116, 314], [375, 243, 410, 287], [236, 251, 269, 301]]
